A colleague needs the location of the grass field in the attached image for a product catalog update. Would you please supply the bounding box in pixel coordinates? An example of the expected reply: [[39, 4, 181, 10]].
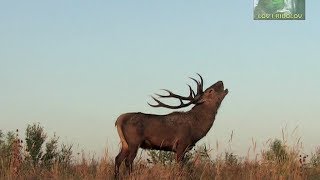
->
[[1, 123, 319, 179]]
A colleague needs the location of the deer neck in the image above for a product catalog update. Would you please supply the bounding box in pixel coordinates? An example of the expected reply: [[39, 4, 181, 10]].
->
[[189, 104, 218, 142]]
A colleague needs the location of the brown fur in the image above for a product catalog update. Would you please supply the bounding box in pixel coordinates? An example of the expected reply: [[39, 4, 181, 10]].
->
[[114, 79, 228, 177]]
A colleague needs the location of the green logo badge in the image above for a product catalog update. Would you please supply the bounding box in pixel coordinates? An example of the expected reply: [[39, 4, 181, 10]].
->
[[254, 0, 305, 20]]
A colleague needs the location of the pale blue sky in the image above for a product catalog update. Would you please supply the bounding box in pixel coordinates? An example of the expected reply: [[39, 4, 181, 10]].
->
[[1, 1, 319, 156]]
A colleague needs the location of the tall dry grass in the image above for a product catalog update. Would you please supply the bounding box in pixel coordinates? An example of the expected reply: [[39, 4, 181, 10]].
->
[[1, 125, 320, 179]]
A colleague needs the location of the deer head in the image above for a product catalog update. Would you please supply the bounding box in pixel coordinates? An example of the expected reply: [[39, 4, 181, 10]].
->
[[148, 74, 228, 110]]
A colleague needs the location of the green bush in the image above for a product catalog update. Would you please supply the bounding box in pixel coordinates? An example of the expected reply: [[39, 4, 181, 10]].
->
[[311, 147, 320, 167], [264, 139, 288, 163], [25, 123, 47, 166]]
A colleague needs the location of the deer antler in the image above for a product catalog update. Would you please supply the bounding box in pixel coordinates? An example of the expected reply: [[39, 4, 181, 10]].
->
[[148, 74, 204, 109]]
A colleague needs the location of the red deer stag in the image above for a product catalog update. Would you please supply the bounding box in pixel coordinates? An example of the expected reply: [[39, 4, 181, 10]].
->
[[114, 74, 228, 177]]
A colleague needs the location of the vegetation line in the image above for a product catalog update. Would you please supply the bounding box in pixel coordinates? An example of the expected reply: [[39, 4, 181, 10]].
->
[[1, 123, 319, 179]]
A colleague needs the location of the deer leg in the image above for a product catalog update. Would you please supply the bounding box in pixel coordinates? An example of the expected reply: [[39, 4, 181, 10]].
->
[[176, 150, 186, 163], [175, 146, 189, 177], [125, 147, 138, 174], [176, 142, 191, 164], [115, 148, 129, 178]]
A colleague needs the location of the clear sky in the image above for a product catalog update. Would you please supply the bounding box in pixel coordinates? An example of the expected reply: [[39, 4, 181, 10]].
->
[[1, 1, 319, 157]]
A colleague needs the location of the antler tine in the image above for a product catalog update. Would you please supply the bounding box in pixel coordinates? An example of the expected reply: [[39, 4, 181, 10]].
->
[[148, 96, 195, 109], [196, 73, 204, 93], [148, 96, 163, 108], [148, 74, 205, 109], [187, 84, 196, 98], [189, 77, 202, 95], [156, 88, 194, 100]]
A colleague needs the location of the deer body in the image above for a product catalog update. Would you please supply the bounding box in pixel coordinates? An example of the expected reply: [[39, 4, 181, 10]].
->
[[115, 75, 228, 177]]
